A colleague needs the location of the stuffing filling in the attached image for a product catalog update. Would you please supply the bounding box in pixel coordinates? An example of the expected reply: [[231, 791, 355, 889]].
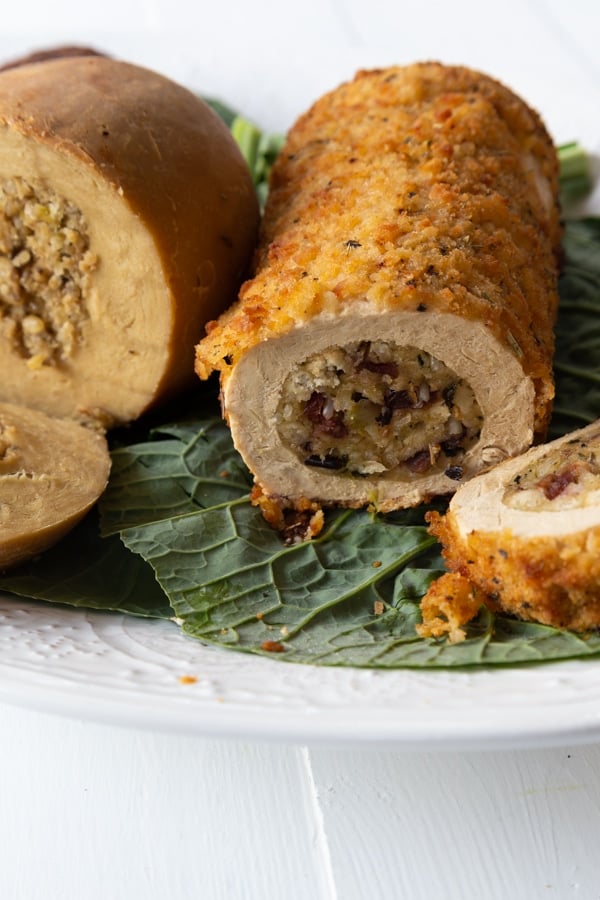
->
[[0, 176, 98, 367], [277, 341, 483, 479], [504, 434, 600, 511]]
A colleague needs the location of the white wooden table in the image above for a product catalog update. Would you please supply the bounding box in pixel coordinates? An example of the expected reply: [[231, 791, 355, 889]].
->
[[2, 2, 600, 897], [2, 702, 600, 899]]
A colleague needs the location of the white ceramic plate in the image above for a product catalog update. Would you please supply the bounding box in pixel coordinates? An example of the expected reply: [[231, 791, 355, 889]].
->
[[1, 30, 600, 752], [2, 594, 600, 751]]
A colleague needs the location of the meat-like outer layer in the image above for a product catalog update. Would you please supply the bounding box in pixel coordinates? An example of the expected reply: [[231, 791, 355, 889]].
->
[[0, 44, 105, 71], [0, 401, 110, 569], [426, 420, 600, 631], [0, 56, 259, 426], [196, 62, 561, 512]]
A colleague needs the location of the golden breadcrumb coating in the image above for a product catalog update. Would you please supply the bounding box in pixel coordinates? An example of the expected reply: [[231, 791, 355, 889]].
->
[[416, 571, 487, 642], [196, 61, 560, 438], [422, 421, 600, 632], [426, 510, 600, 632], [430, 514, 600, 631], [196, 62, 561, 519]]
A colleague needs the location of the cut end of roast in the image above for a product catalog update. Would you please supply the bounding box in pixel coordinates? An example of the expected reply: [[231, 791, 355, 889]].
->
[[0, 402, 110, 569], [224, 310, 535, 511]]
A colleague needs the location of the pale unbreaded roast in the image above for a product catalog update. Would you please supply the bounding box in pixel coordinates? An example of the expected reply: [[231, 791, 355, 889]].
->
[[421, 420, 600, 634], [196, 63, 561, 518], [0, 402, 110, 568], [0, 55, 259, 427], [0, 44, 106, 72], [0, 54, 259, 566]]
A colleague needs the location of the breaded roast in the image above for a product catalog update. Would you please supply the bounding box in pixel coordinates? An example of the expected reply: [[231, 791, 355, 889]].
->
[[420, 420, 600, 634], [196, 62, 561, 520]]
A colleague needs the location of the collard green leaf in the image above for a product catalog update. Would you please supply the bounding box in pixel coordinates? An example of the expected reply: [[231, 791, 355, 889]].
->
[[100, 416, 252, 535], [558, 142, 593, 204], [551, 218, 600, 437], [120, 502, 448, 666], [119, 501, 600, 667], [203, 97, 239, 128], [0, 511, 171, 619]]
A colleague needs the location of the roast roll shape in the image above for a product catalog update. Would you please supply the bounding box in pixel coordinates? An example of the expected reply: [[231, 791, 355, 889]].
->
[[0, 402, 110, 569], [0, 54, 260, 567], [196, 63, 561, 513], [0, 55, 260, 427], [423, 419, 600, 632]]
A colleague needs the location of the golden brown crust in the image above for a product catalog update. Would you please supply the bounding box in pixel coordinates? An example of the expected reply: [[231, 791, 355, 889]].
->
[[195, 63, 560, 519], [0, 56, 260, 422], [424, 420, 600, 631], [250, 485, 325, 543], [416, 571, 487, 641], [427, 509, 600, 631], [196, 62, 560, 439]]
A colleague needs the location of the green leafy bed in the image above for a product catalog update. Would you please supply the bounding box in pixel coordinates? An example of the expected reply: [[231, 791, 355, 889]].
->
[[0, 123, 598, 668]]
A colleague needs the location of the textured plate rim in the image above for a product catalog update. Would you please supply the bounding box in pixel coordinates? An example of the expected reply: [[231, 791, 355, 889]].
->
[[1, 596, 600, 750]]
